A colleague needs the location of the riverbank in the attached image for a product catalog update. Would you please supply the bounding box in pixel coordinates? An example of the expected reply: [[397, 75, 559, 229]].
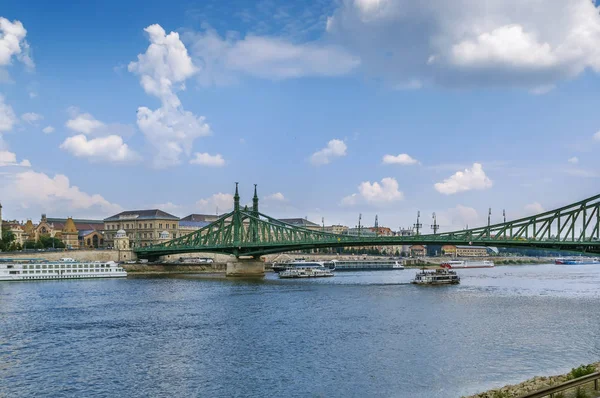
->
[[463, 362, 600, 398], [123, 263, 226, 274]]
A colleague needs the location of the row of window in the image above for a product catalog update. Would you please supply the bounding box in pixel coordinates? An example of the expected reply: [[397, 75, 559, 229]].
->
[[105, 233, 178, 240], [18, 269, 113, 274], [105, 223, 178, 230], [22, 264, 108, 269], [21, 275, 109, 280]]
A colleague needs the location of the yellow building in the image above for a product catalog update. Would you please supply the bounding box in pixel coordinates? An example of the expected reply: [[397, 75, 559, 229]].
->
[[456, 245, 488, 257], [441, 245, 457, 256], [410, 245, 427, 257]]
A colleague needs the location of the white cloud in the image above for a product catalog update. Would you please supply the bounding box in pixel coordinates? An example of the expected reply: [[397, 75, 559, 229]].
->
[[434, 163, 493, 195], [0, 150, 30, 167], [0, 95, 17, 132], [342, 177, 404, 205], [184, 28, 360, 85], [438, 205, 480, 230], [594, 131, 600, 141], [325, 0, 600, 89], [264, 192, 286, 201], [196, 193, 234, 213], [5, 170, 122, 215], [524, 202, 545, 214], [21, 112, 43, 125], [129, 24, 212, 168], [568, 157, 579, 164], [0, 17, 34, 69], [382, 153, 419, 165], [42, 126, 55, 134], [310, 139, 347, 166], [154, 202, 181, 214], [189, 152, 225, 167], [60, 134, 140, 163], [66, 112, 104, 134]]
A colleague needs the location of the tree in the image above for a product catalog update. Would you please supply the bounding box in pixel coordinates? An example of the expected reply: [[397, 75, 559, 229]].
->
[[34, 240, 44, 249], [0, 230, 15, 251]]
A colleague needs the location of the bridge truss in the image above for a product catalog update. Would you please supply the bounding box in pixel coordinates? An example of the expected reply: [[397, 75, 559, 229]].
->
[[134, 185, 600, 259]]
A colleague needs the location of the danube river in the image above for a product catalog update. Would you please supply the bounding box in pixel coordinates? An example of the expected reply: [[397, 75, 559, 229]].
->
[[2, 264, 600, 397]]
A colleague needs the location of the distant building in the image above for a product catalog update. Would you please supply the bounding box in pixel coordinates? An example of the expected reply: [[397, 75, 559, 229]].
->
[[278, 218, 321, 231], [456, 245, 488, 257], [410, 245, 427, 257], [441, 245, 457, 256], [104, 209, 180, 248], [181, 214, 221, 223], [324, 224, 348, 235]]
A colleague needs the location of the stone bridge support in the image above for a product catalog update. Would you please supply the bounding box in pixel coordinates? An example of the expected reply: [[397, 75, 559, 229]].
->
[[226, 256, 265, 277]]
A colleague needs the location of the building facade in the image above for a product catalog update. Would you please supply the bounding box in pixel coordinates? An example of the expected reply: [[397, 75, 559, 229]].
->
[[104, 209, 181, 248], [456, 245, 489, 257]]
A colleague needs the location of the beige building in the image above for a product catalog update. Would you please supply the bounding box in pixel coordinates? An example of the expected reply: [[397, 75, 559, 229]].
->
[[104, 209, 182, 248], [456, 245, 488, 257], [410, 245, 427, 257]]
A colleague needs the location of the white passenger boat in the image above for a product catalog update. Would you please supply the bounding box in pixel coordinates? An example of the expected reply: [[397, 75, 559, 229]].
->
[[279, 267, 334, 278], [441, 260, 494, 269], [272, 259, 327, 272], [0, 258, 127, 281], [411, 268, 460, 285]]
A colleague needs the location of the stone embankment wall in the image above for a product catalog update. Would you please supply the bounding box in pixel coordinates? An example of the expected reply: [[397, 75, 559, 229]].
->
[[463, 362, 600, 398]]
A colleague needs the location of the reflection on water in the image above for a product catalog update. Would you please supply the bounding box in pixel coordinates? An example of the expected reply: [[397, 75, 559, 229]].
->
[[1, 264, 599, 397]]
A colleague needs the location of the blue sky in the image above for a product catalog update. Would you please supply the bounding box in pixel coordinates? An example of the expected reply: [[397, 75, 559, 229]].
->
[[1, 0, 600, 232]]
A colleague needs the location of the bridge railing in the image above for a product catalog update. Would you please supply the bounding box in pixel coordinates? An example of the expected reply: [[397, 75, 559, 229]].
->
[[518, 371, 600, 398]]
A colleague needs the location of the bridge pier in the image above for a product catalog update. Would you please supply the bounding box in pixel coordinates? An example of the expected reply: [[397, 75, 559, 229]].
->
[[226, 256, 265, 277]]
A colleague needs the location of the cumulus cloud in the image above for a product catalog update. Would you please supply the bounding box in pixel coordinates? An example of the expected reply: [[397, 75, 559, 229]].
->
[[196, 193, 234, 213], [342, 177, 404, 205], [60, 134, 140, 163], [264, 192, 286, 201], [21, 112, 43, 125], [184, 27, 360, 85], [129, 24, 212, 168], [568, 157, 579, 164], [189, 152, 225, 167], [434, 163, 493, 195], [438, 204, 480, 230], [310, 139, 347, 166], [0, 95, 17, 132], [4, 170, 122, 215], [66, 112, 104, 134], [0, 150, 30, 167], [42, 126, 55, 134], [594, 131, 600, 141], [325, 0, 600, 89], [382, 153, 419, 165], [524, 202, 544, 214], [0, 17, 34, 70]]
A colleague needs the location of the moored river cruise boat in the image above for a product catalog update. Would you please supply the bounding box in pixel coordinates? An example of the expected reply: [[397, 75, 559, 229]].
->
[[441, 260, 494, 269], [411, 268, 460, 285], [278, 267, 334, 279], [0, 258, 127, 281]]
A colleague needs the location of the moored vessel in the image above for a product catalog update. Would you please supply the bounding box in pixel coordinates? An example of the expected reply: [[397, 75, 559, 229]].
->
[[0, 258, 127, 281], [271, 259, 327, 272], [411, 267, 460, 285], [278, 267, 334, 278], [555, 257, 600, 265], [441, 260, 494, 269], [327, 259, 404, 271]]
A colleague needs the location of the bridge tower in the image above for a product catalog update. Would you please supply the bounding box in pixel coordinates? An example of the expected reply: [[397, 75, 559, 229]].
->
[[431, 212, 439, 234], [414, 211, 422, 235]]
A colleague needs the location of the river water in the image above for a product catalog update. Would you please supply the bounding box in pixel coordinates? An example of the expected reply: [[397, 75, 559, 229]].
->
[[2, 263, 600, 397]]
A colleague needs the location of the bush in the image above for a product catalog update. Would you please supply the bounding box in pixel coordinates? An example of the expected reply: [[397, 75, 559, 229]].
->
[[569, 364, 596, 380], [575, 387, 588, 398]]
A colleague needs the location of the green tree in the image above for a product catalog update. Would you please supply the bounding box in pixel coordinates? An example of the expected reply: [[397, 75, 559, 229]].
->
[[23, 240, 36, 249], [34, 240, 44, 249]]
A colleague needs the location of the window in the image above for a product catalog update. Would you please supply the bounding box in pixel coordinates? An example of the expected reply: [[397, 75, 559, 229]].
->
[[166, 224, 169, 229], [173, 224, 176, 229], [144, 223, 147, 229], [149, 223, 152, 229], [159, 223, 163, 229]]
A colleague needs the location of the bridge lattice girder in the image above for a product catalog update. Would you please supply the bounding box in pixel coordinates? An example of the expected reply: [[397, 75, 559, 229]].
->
[[134, 192, 600, 259]]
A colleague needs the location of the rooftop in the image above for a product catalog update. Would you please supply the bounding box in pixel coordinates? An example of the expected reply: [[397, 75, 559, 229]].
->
[[104, 209, 179, 222], [181, 214, 221, 222], [278, 218, 320, 227]]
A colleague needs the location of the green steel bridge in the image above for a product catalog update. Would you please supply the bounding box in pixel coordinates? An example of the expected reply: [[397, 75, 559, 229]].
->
[[135, 184, 600, 260]]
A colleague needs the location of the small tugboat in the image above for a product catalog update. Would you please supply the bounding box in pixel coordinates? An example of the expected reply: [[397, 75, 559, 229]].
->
[[411, 266, 460, 285], [278, 267, 334, 279]]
